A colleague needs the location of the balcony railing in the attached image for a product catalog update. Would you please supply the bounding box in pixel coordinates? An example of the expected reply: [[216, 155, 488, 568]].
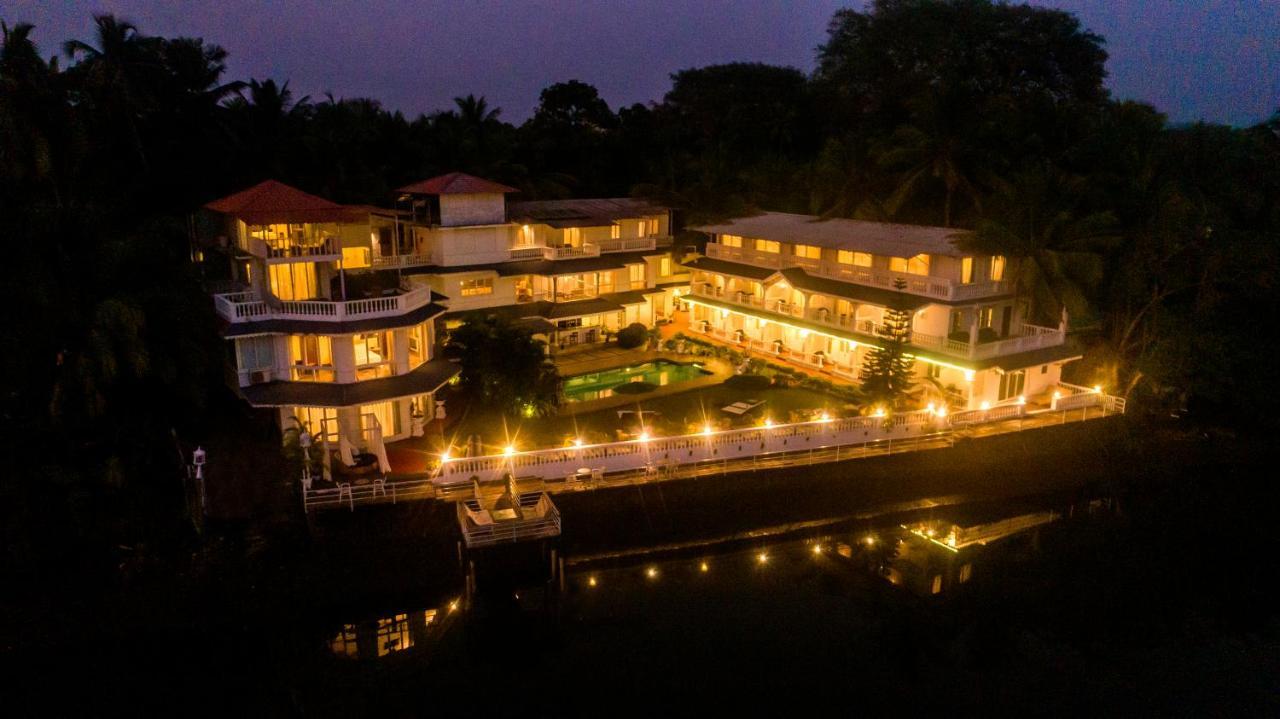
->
[[688, 282, 1064, 360], [704, 243, 1010, 301], [213, 284, 436, 324], [248, 235, 339, 262], [596, 236, 659, 253]]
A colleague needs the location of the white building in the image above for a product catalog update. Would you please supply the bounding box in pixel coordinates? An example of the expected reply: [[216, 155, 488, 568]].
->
[[684, 212, 1081, 410]]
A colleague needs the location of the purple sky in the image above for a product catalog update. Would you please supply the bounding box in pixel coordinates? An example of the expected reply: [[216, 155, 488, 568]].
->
[[6, 1, 1277, 126]]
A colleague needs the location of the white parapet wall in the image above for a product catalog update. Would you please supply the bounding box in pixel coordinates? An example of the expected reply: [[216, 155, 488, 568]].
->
[[435, 410, 946, 486]]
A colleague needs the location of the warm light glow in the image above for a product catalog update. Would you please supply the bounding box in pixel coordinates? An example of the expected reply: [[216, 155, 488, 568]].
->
[[820, 412, 831, 422], [925, 528, 936, 537], [573, 438, 583, 448], [757, 552, 769, 564], [980, 401, 991, 410], [1017, 395, 1026, 405], [926, 402, 936, 413], [699, 561, 709, 572], [588, 576, 597, 587], [702, 424, 713, 436], [1093, 385, 1102, 393], [864, 535, 876, 546], [448, 599, 459, 613], [440, 450, 451, 463], [763, 418, 774, 428], [646, 566, 658, 579], [1053, 390, 1062, 400], [873, 407, 886, 418], [812, 544, 823, 555], [964, 370, 976, 382], [639, 431, 651, 442], [503, 445, 515, 457], [935, 407, 948, 418]]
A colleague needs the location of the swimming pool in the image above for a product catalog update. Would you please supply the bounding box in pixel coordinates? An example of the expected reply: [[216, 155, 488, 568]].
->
[[561, 360, 712, 403]]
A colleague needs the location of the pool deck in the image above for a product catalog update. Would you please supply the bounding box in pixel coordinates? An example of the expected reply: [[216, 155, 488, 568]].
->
[[558, 350, 733, 416]]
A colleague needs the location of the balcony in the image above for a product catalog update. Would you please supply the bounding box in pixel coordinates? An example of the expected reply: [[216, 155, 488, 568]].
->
[[596, 236, 664, 253], [688, 282, 1064, 360], [213, 284, 436, 324], [507, 243, 603, 261], [248, 235, 340, 263], [704, 243, 1010, 302]]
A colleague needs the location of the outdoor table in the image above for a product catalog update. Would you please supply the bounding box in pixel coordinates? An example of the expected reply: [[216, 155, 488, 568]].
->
[[491, 508, 518, 521]]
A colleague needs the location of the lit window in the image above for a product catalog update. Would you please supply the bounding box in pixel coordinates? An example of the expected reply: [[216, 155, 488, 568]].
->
[[354, 332, 394, 379], [793, 244, 821, 259], [289, 335, 334, 381], [890, 254, 930, 275], [563, 227, 582, 246], [961, 257, 974, 283], [629, 264, 645, 286], [990, 256, 1006, 281], [721, 234, 742, 248], [755, 239, 780, 253], [343, 246, 371, 269], [520, 225, 535, 245], [660, 257, 672, 276], [459, 277, 494, 297], [610, 224, 621, 239], [268, 263, 318, 300], [838, 250, 872, 267]]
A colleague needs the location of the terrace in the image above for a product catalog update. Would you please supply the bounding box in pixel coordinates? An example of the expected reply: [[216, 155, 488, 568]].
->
[[214, 283, 436, 324]]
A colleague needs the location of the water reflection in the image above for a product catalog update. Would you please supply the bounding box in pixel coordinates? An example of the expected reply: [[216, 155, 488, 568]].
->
[[325, 603, 457, 661]]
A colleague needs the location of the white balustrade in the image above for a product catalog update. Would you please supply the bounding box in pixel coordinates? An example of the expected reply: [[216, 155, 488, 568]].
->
[[213, 285, 436, 323]]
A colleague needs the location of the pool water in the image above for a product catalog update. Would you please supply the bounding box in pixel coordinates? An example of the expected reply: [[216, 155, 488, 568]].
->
[[562, 360, 711, 402]]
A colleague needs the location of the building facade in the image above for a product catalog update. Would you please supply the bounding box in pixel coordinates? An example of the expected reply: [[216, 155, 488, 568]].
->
[[200, 173, 688, 462], [684, 212, 1081, 410]]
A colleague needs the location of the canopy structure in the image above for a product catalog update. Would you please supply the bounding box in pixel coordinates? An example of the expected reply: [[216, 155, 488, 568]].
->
[[204, 180, 362, 225], [397, 172, 518, 196]]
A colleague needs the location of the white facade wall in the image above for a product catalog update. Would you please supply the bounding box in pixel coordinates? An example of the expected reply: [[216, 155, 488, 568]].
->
[[439, 193, 506, 226]]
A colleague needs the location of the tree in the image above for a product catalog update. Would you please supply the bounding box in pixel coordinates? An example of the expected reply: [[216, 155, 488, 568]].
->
[[859, 278, 915, 406], [531, 79, 615, 131], [447, 314, 560, 416]]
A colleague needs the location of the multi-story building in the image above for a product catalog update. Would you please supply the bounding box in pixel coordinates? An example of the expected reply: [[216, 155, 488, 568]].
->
[[683, 212, 1081, 410], [368, 173, 687, 351], [201, 173, 688, 461]]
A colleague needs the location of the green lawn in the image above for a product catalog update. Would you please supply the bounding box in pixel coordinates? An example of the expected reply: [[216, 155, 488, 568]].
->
[[442, 381, 858, 453]]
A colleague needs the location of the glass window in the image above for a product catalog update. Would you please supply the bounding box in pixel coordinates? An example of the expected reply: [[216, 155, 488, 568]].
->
[[961, 257, 974, 283], [628, 264, 645, 287], [268, 263, 318, 300], [376, 613, 412, 657], [236, 336, 274, 371], [342, 247, 370, 269], [754, 239, 780, 253], [354, 332, 394, 379], [563, 227, 582, 246], [408, 324, 427, 367], [660, 257, 672, 276], [793, 244, 821, 259], [610, 224, 621, 239], [838, 250, 872, 267], [990, 256, 1006, 281], [721, 234, 742, 248], [289, 335, 334, 381], [362, 400, 402, 438], [459, 277, 493, 297], [519, 224, 535, 245], [293, 406, 337, 438]]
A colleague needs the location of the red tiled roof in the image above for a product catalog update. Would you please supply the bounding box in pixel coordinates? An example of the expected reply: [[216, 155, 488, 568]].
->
[[204, 180, 358, 224], [397, 172, 517, 195]]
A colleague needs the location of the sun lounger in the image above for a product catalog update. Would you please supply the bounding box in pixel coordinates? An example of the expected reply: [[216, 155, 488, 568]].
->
[[721, 399, 764, 415]]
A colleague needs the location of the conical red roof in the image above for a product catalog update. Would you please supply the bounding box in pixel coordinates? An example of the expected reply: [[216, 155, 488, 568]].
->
[[204, 180, 358, 224], [397, 172, 517, 195]]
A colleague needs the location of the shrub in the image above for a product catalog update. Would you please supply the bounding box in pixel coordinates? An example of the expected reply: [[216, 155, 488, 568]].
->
[[616, 322, 648, 349], [725, 374, 771, 391]]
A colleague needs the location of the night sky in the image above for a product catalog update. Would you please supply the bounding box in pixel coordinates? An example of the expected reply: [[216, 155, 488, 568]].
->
[[6, 0, 1277, 126]]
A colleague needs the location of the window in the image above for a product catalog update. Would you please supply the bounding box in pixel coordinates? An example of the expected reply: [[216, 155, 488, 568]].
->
[[376, 613, 412, 657], [838, 250, 872, 267], [342, 246, 370, 269], [999, 369, 1026, 400], [990, 255, 1006, 281], [289, 335, 334, 381], [889, 254, 930, 275], [793, 244, 821, 259], [563, 227, 582, 246], [754, 239, 780, 253], [950, 310, 965, 334], [628, 264, 645, 287], [639, 218, 658, 237], [329, 624, 359, 659], [721, 234, 742, 248], [659, 257, 672, 276], [1041, 364, 1049, 374], [978, 306, 995, 328], [354, 332, 394, 379], [362, 400, 402, 438], [519, 224, 535, 246], [961, 257, 974, 283], [408, 324, 427, 367], [268, 263, 317, 300], [927, 363, 942, 379], [293, 406, 337, 438], [598, 271, 615, 294], [236, 336, 274, 371], [610, 224, 621, 239], [459, 277, 493, 297]]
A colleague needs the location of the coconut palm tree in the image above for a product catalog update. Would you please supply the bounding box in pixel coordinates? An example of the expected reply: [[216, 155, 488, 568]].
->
[[876, 90, 985, 227], [964, 162, 1116, 326]]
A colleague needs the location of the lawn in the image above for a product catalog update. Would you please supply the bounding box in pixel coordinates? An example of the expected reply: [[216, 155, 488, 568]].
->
[[440, 380, 858, 453]]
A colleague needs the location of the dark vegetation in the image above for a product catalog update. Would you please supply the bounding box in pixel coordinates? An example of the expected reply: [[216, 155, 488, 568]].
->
[[0, 2, 1277, 707], [614, 322, 650, 349]]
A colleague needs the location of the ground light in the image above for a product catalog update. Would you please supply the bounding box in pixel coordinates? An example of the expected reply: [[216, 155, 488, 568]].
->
[[646, 566, 658, 579], [812, 544, 823, 555], [864, 535, 876, 546], [503, 445, 515, 457], [699, 561, 709, 572], [757, 552, 769, 564], [702, 424, 713, 436], [639, 431, 650, 442], [588, 576, 597, 587]]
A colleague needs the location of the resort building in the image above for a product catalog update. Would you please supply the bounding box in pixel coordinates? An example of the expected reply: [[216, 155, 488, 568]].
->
[[367, 173, 688, 353], [199, 173, 688, 463], [683, 212, 1081, 410]]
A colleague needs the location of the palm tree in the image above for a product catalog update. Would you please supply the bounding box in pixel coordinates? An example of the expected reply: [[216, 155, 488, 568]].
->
[[876, 90, 984, 226], [964, 162, 1116, 326], [1, 22, 65, 200], [63, 14, 160, 170]]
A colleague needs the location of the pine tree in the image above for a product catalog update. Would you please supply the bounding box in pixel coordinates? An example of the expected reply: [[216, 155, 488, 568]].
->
[[859, 278, 916, 406]]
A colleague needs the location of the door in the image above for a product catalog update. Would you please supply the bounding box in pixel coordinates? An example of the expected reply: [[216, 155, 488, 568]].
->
[[1000, 306, 1012, 337], [998, 370, 1026, 401]]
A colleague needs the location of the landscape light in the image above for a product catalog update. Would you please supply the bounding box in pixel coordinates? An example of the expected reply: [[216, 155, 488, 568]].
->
[[646, 567, 658, 579], [812, 544, 823, 555], [820, 412, 831, 422], [757, 552, 769, 564], [702, 424, 713, 436], [639, 431, 650, 442], [763, 418, 773, 428], [935, 407, 948, 418], [1017, 395, 1026, 405], [700, 561, 709, 572], [864, 535, 876, 546], [980, 401, 991, 410], [573, 438, 583, 448], [440, 449, 451, 462], [588, 576, 597, 587], [503, 445, 515, 457], [1093, 385, 1102, 393]]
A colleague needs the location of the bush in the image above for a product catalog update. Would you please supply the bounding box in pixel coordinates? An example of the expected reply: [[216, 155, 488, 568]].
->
[[725, 374, 772, 391], [616, 322, 648, 349]]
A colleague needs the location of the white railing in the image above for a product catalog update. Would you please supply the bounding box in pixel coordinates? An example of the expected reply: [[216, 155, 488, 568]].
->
[[543, 243, 601, 260], [371, 253, 434, 269], [249, 235, 339, 261], [597, 236, 658, 253], [969, 324, 1066, 359], [458, 493, 562, 548], [213, 284, 436, 323], [704, 243, 1011, 301], [509, 245, 545, 261]]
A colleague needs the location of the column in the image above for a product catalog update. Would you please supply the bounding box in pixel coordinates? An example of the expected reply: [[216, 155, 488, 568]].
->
[[333, 334, 356, 383]]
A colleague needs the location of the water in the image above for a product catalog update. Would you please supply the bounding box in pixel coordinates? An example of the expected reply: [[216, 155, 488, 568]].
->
[[561, 359, 711, 402]]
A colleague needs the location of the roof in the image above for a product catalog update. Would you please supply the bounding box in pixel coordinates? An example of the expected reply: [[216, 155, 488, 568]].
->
[[969, 341, 1084, 372], [681, 256, 777, 281], [692, 212, 971, 258], [398, 172, 517, 195], [508, 198, 667, 226], [204, 180, 358, 225], [545, 297, 624, 319], [239, 358, 459, 408], [776, 267, 934, 310], [222, 300, 448, 338], [399, 250, 661, 279]]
